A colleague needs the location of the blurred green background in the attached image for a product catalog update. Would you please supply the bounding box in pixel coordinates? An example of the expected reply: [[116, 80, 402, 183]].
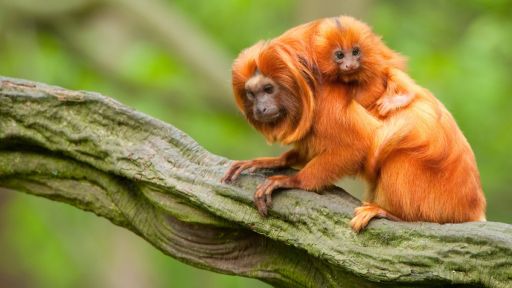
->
[[0, 0, 511, 287]]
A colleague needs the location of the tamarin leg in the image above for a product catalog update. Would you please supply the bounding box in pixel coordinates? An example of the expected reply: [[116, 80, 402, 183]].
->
[[350, 202, 402, 233], [254, 151, 362, 216], [221, 149, 301, 183]]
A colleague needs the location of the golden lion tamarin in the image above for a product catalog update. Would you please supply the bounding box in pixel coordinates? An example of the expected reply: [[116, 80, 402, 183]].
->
[[222, 16, 486, 232], [221, 39, 381, 216], [313, 16, 486, 231]]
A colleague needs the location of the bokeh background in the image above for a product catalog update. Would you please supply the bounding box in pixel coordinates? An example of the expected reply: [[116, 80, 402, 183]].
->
[[0, 0, 511, 287]]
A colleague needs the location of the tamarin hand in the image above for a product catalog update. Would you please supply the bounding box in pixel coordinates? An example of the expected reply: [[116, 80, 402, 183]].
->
[[253, 175, 294, 216], [221, 150, 301, 183], [221, 160, 260, 183]]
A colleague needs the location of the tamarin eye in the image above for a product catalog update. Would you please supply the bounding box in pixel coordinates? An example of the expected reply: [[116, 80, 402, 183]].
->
[[263, 84, 274, 94], [352, 47, 360, 56], [334, 50, 345, 60], [246, 91, 255, 99]]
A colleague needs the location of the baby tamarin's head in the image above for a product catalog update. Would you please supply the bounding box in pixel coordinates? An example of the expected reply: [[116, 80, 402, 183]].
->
[[232, 40, 316, 144], [314, 16, 406, 83]]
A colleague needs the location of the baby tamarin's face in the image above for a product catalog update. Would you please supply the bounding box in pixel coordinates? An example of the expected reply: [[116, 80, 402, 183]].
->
[[314, 16, 390, 83], [332, 45, 362, 75]]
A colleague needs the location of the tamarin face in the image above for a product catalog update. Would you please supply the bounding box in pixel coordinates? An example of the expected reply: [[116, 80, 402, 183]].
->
[[243, 72, 286, 123], [314, 16, 392, 83], [232, 41, 315, 144], [332, 45, 361, 74]]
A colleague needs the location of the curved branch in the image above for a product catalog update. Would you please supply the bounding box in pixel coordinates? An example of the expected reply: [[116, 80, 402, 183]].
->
[[0, 76, 510, 288]]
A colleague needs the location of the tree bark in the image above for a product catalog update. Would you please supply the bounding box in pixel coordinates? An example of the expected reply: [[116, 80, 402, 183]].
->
[[0, 76, 510, 288]]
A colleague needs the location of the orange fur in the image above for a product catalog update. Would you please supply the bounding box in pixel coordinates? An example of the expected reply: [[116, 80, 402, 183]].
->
[[223, 39, 381, 216], [313, 16, 486, 231], [314, 16, 411, 116], [224, 16, 486, 231], [231, 41, 315, 145]]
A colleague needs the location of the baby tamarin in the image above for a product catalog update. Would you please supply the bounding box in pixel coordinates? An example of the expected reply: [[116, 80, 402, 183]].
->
[[266, 16, 412, 119], [221, 39, 381, 216], [313, 16, 486, 231], [314, 16, 413, 117]]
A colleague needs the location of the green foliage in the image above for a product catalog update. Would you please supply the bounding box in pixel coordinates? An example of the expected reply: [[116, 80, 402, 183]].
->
[[174, 0, 295, 51]]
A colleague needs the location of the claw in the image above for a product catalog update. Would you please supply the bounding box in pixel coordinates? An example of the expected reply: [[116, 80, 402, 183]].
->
[[265, 192, 272, 207], [221, 162, 239, 183], [254, 181, 271, 216], [230, 164, 246, 182], [258, 203, 268, 216], [254, 189, 267, 216]]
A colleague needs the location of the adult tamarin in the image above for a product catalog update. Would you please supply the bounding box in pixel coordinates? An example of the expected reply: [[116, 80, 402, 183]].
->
[[221, 39, 381, 216], [313, 16, 486, 231]]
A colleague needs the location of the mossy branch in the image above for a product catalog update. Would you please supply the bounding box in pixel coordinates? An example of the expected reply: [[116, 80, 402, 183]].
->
[[0, 76, 510, 288]]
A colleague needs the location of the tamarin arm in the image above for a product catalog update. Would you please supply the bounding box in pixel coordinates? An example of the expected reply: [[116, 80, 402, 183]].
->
[[221, 149, 302, 183], [254, 151, 362, 216], [377, 68, 417, 116]]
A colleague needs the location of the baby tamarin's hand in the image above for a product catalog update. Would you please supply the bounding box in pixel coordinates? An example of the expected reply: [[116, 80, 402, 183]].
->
[[376, 68, 417, 116], [376, 93, 412, 116]]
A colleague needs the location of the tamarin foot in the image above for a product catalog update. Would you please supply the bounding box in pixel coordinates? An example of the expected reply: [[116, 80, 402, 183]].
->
[[350, 202, 401, 233]]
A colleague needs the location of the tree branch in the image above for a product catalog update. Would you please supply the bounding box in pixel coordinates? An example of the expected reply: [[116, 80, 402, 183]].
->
[[0, 76, 510, 288]]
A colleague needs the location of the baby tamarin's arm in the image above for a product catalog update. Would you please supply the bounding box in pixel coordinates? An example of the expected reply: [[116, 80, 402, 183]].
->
[[221, 149, 302, 183], [376, 68, 418, 116]]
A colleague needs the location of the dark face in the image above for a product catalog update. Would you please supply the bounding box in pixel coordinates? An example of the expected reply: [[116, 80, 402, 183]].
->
[[244, 73, 283, 123], [333, 46, 361, 74]]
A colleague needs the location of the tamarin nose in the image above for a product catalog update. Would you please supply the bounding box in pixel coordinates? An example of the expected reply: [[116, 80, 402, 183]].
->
[[256, 106, 267, 115]]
